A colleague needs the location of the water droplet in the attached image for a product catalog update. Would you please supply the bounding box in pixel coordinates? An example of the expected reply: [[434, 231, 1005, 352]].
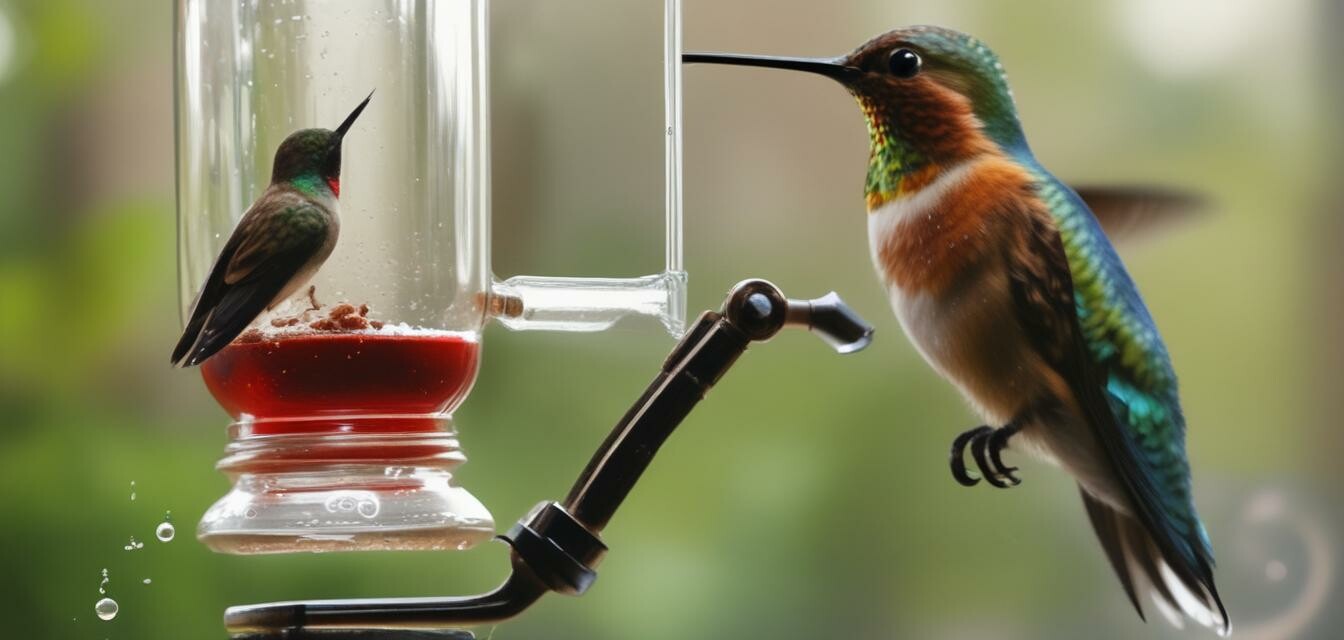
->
[[129, 481, 136, 501], [99, 568, 109, 594], [123, 536, 144, 551], [155, 522, 175, 543], [95, 597, 118, 621], [142, 578, 152, 585], [245, 508, 259, 519]]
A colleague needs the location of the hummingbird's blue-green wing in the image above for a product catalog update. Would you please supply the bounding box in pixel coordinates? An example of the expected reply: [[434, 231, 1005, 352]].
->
[[1008, 173, 1227, 633], [171, 199, 330, 367]]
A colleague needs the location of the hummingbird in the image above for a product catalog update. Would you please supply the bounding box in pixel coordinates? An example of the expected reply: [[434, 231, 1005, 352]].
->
[[171, 92, 373, 367], [687, 26, 1228, 634]]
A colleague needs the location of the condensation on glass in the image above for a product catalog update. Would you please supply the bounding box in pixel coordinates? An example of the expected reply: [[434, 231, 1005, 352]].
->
[[175, 0, 686, 554]]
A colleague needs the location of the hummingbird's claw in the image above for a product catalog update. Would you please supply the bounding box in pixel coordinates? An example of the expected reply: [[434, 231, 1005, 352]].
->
[[987, 426, 1021, 486], [950, 423, 1022, 489], [950, 425, 993, 486], [970, 432, 1014, 488]]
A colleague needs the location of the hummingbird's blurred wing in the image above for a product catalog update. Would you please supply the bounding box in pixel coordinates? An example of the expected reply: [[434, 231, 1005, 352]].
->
[[1072, 185, 1207, 244], [171, 197, 331, 367], [1010, 178, 1229, 634]]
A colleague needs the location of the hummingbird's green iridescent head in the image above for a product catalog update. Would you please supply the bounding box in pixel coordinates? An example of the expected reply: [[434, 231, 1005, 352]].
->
[[837, 26, 1026, 154], [270, 91, 373, 196], [686, 27, 1029, 205]]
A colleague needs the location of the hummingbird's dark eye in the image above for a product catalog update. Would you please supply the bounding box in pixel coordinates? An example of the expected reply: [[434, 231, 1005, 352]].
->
[[887, 48, 921, 79]]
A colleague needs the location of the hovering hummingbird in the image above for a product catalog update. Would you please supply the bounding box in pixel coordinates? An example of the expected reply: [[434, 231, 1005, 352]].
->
[[171, 92, 373, 367], [687, 27, 1228, 634]]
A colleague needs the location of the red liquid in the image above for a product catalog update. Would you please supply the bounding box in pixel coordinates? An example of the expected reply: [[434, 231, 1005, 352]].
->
[[201, 331, 480, 436]]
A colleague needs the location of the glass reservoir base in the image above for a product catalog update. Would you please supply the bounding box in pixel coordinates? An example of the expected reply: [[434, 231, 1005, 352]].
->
[[198, 420, 494, 555]]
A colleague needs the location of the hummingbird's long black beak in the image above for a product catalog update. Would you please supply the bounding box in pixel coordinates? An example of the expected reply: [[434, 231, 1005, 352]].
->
[[334, 90, 374, 139], [683, 53, 860, 82]]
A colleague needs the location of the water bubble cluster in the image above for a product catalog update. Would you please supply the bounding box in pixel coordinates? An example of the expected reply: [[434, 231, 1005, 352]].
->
[[123, 536, 144, 551], [95, 569, 118, 621]]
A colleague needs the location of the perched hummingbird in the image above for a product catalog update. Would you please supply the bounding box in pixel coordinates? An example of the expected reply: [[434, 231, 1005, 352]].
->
[[688, 27, 1229, 633], [171, 92, 373, 367]]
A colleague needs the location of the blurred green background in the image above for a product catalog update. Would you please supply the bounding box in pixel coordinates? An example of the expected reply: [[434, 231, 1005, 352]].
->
[[2, 0, 1341, 638]]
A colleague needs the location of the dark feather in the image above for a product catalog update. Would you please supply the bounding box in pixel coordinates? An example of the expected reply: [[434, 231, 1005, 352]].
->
[[171, 198, 330, 367], [1073, 185, 1207, 244], [170, 233, 244, 365], [1081, 489, 1144, 620], [1006, 205, 1228, 633], [178, 252, 307, 366]]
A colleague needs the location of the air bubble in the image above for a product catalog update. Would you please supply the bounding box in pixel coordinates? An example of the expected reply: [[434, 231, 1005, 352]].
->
[[95, 597, 118, 621], [155, 521, 175, 543]]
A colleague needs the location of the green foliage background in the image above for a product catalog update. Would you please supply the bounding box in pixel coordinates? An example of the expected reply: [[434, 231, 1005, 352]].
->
[[1, 0, 1340, 638]]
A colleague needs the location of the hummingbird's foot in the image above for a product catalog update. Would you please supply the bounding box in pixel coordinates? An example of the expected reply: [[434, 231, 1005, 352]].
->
[[986, 422, 1022, 483], [949, 422, 1022, 488], [306, 285, 321, 311], [950, 425, 993, 486]]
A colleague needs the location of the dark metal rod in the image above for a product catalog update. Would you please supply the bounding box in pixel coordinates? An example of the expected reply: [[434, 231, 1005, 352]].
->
[[563, 312, 750, 530]]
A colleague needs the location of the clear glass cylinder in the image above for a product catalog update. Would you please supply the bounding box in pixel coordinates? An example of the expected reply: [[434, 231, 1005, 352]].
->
[[175, 0, 686, 554]]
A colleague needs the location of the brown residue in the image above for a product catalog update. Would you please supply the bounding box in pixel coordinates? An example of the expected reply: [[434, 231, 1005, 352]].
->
[[308, 303, 384, 331], [236, 301, 385, 343]]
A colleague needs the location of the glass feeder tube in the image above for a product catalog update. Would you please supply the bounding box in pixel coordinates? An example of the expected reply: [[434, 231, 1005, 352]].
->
[[175, 0, 686, 554]]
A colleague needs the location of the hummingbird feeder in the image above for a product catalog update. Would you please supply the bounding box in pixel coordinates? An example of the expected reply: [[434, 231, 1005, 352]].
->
[[176, 0, 688, 555]]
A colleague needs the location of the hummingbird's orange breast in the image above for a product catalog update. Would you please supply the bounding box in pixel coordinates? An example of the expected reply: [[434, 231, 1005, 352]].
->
[[870, 155, 1037, 294], [867, 154, 1064, 423]]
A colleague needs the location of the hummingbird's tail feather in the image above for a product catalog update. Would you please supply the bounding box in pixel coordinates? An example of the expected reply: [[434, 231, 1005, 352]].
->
[[1081, 489, 1231, 636], [1082, 489, 1145, 620], [175, 279, 279, 367], [170, 311, 209, 367]]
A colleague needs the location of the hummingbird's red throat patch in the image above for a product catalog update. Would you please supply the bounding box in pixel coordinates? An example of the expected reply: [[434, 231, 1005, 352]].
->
[[326, 177, 340, 197]]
